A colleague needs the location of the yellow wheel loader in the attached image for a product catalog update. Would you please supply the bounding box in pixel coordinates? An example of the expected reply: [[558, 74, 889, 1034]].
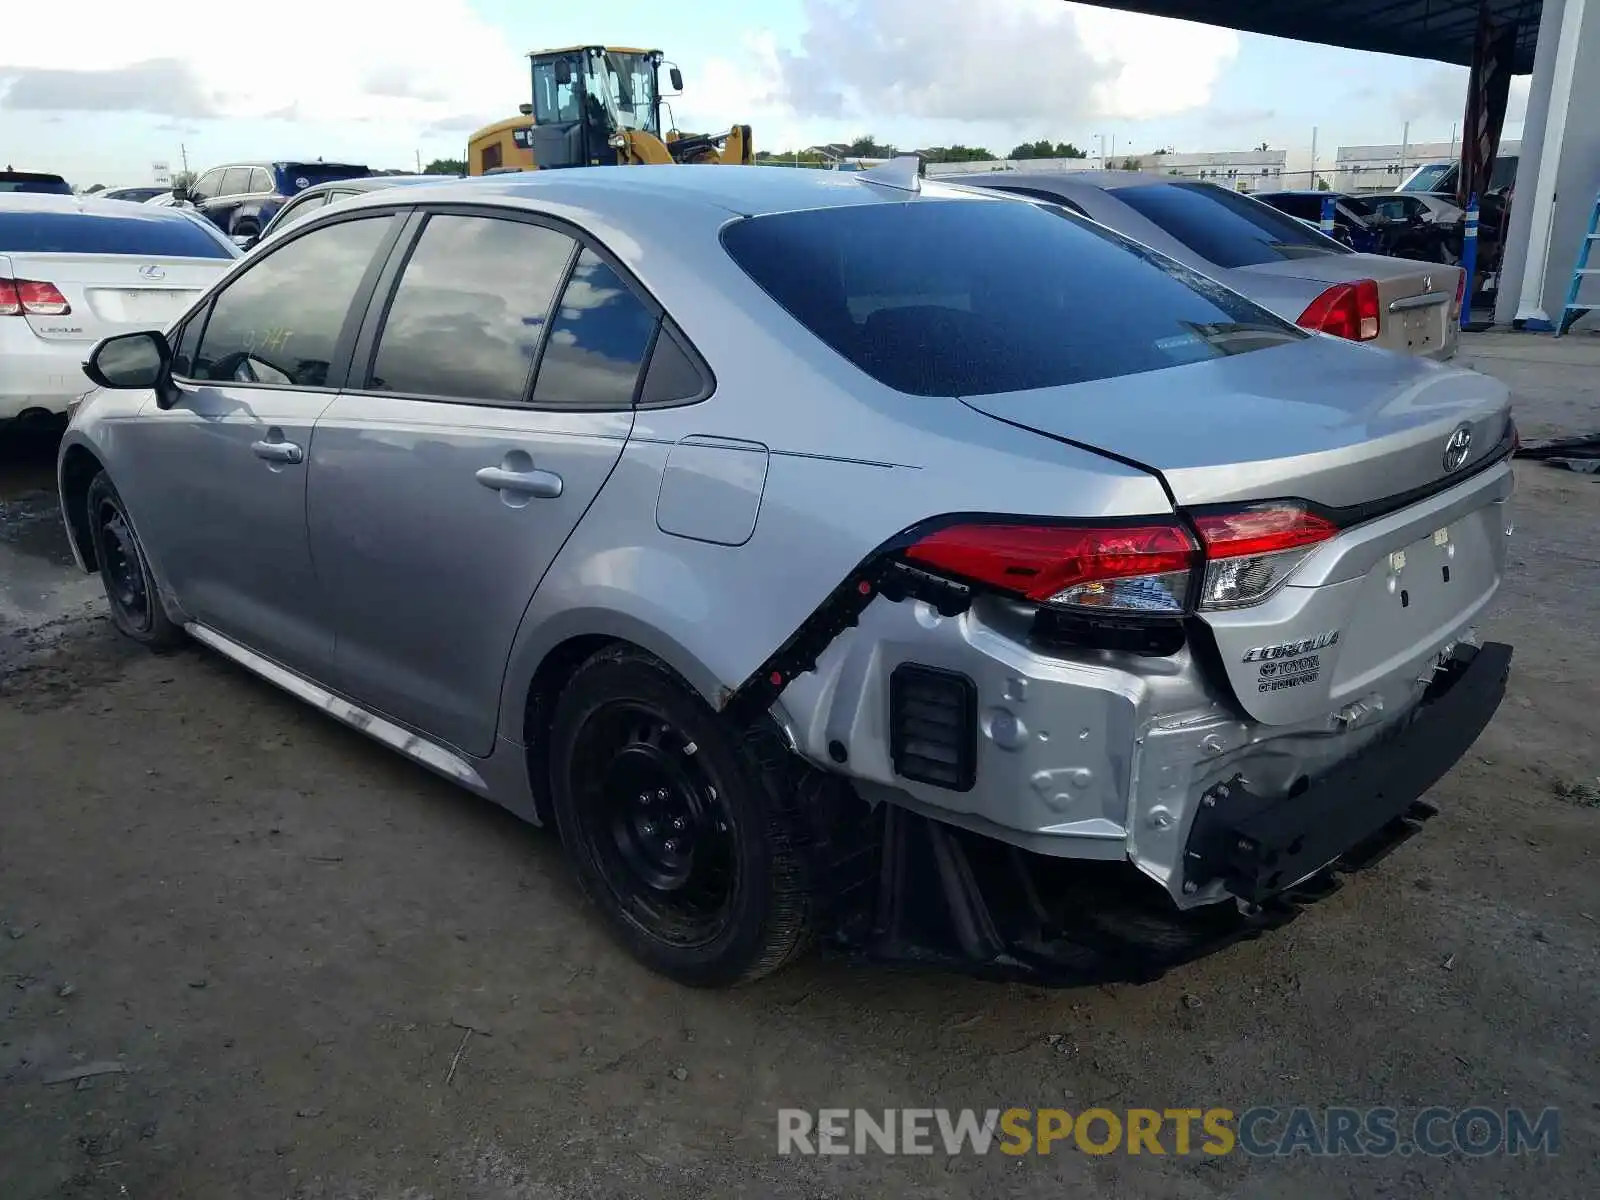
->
[[466, 46, 752, 175]]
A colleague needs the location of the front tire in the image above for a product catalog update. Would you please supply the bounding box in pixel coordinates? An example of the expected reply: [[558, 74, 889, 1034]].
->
[[85, 472, 185, 651], [548, 647, 822, 987]]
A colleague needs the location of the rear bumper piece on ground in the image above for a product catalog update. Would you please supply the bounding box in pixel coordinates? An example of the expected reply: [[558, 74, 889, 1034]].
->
[[829, 641, 1511, 985]]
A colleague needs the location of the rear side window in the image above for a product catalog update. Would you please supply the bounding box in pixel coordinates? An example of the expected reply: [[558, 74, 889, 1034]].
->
[[1111, 182, 1349, 267], [0, 210, 232, 258], [722, 199, 1302, 398], [530, 248, 657, 408], [220, 167, 253, 196], [367, 214, 576, 403], [188, 215, 393, 386]]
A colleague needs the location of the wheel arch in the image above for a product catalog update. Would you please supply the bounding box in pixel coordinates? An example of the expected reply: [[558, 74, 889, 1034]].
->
[[510, 614, 728, 824], [58, 440, 105, 572]]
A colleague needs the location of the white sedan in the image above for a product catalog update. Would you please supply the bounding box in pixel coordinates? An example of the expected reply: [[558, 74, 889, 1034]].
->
[[2, 193, 240, 428]]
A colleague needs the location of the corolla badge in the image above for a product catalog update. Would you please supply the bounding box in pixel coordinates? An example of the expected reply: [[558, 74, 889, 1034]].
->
[[1443, 424, 1473, 472], [1241, 630, 1340, 663], [137, 264, 166, 280]]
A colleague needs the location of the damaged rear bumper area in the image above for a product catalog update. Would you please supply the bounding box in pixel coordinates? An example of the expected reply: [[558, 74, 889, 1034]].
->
[[829, 641, 1512, 985]]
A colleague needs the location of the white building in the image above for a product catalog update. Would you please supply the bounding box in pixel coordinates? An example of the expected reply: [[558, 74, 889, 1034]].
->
[[1335, 139, 1522, 193], [924, 148, 1287, 192]]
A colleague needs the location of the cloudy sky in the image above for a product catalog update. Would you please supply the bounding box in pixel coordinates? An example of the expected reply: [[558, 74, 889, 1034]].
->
[[2, 0, 1527, 186]]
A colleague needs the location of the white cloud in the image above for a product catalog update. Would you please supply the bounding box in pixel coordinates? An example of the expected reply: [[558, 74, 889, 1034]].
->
[[0, 0, 523, 124], [678, 0, 1237, 151]]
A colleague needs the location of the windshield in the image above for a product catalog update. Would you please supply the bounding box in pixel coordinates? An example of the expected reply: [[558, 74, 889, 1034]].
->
[[1111, 181, 1350, 268], [588, 50, 660, 134], [722, 198, 1301, 398], [1399, 163, 1454, 193]]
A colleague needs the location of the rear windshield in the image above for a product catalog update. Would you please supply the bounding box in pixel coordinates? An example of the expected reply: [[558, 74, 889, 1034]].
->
[[1111, 182, 1349, 268], [276, 164, 370, 194], [1, 173, 72, 195], [1400, 163, 1454, 193], [721, 198, 1302, 398], [0, 211, 232, 258]]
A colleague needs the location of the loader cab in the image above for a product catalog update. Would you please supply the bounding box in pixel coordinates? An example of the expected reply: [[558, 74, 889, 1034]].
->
[[529, 46, 667, 169]]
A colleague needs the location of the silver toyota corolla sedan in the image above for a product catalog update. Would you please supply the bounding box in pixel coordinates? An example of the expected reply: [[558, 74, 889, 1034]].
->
[[952, 171, 1465, 361], [58, 163, 1514, 987]]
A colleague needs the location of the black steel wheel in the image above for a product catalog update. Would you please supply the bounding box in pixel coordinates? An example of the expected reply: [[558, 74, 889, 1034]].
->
[[85, 471, 184, 650], [548, 646, 826, 986]]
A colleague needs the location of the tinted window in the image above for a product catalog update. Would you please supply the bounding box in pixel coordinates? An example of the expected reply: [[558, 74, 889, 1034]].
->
[[271, 192, 329, 233], [722, 199, 1301, 398], [220, 168, 253, 196], [279, 164, 370, 193], [172, 311, 205, 378], [249, 168, 274, 193], [1259, 193, 1321, 220], [639, 322, 707, 406], [0, 173, 72, 195], [1112, 182, 1348, 267], [986, 185, 1089, 217], [368, 214, 574, 402], [190, 215, 392, 387], [531, 249, 657, 408], [190, 169, 225, 200], [0, 210, 232, 258]]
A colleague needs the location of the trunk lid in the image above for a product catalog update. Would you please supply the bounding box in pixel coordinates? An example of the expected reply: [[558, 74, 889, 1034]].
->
[[959, 336, 1509, 511], [0, 253, 224, 343], [1237, 253, 1462, 358], [962, 337, 1514, 725]]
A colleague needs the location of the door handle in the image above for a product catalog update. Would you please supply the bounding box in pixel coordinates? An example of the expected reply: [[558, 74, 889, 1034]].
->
[[475, 465, 563, 499], [251, 439, 304, 465]]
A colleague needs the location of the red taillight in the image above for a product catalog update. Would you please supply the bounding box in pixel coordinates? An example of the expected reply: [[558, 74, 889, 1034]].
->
[[902, 503, 1341, 617], [1451, 270, 1466, 320], [1192, 505, 1339, 559], [0, 277, 71, 316], [1296, 279, 1380, 342], [903, 521, 1197, 613], [1191, 502, 1338, 609]]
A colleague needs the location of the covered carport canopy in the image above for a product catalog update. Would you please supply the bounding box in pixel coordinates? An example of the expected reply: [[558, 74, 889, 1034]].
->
[[1070, 0, 1542, 73], [1069, 0, 1600, 330]]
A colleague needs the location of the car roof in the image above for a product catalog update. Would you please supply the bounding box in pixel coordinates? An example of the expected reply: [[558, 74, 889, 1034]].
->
[[943, 170, 1186, 194], [333, 163, 1007, 220], [299, 174, 440, 195], [1, 170, 69, 182], [0, 191, 208, 219]]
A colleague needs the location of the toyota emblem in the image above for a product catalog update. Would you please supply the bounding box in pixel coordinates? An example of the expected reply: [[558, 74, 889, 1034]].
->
[[137, 264, 166, 281], [1443, 425, 1473, 472]]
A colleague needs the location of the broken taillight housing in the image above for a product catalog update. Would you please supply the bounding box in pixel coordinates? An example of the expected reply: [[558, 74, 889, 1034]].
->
[[900, 503, 1340, 620], [1190, 502, 1339, 608], [902, 521, 1198, 615]]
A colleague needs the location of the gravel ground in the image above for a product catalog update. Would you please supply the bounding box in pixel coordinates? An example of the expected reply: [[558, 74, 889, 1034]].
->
[[1, 339, 1597, 1198]]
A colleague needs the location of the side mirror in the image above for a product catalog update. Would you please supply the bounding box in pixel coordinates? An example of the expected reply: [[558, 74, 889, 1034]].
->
[[669, 66, 684, 92], [518, 102, 534, 116], [554, 59, 572, 86], [232, 232, 257, 251], [83, 331, 174, 404]]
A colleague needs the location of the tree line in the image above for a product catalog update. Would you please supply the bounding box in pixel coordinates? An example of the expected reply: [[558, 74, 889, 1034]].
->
[[756, 134, 1091, 165]]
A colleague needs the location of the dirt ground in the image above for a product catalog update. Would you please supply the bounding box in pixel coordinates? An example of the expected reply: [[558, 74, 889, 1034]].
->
[[2, 339, 1597, 1198]]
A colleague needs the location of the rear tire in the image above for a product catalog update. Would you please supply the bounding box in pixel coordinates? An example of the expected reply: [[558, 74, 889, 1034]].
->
[[85, 472, 185, 652], [547, 646, 823, 987]]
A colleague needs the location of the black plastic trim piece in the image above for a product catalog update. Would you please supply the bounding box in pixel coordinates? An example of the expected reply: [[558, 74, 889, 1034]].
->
[[889, 664, 979, 792], [1184, 640, 1513, 904]]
